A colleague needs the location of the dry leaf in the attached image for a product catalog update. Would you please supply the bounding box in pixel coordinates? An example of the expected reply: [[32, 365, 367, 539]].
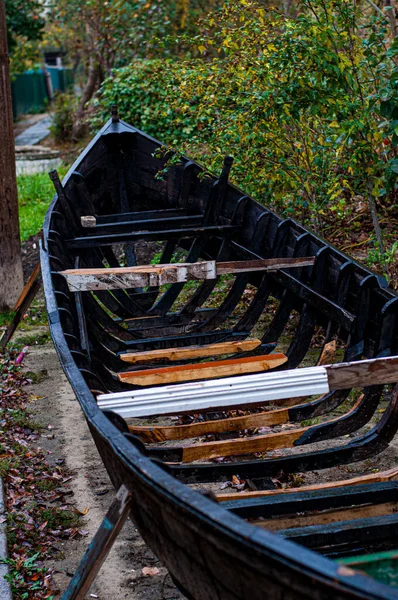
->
[[74, 506, 89, 515], [142, 566, 160, 576]]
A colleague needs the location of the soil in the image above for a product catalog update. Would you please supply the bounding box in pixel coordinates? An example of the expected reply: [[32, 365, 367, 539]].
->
[[21, 234, 42, 281], [21, 342, 184, 600]]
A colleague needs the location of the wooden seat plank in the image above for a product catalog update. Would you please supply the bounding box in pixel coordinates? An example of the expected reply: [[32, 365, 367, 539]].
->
[[61, 261, 216, 292], [120, 338, 262, 364], [60, 257, 316, 293], [118, 353, 288, 386]]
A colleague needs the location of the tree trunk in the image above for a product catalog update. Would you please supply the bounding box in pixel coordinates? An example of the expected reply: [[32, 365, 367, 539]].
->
[[72, 55, 100, 140], [0, 0, 24, 311]]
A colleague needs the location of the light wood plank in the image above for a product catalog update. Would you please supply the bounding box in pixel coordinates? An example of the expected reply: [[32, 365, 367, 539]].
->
[[252, 502, 398, 532], [216, 257, 315, 274], [118, 353, 288, 386], [177, 396, 363, 462], [61, 257, 316, 292], [120, 338, 262, 364], [216, 467, 398, 502], [61, 261, 216, 292], [128, 408, 290, 443], [326, 355, 398, 388]]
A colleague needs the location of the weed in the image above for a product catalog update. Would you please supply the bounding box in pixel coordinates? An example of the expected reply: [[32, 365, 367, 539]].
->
[[17, 167, 68, 241], [36, 479, 58, 492], [24, 370, 48, 384], [0, 458, 13, 478], [4, 409, 42, 431], [38, 507, 80, 530], [14, 332, 51, 347]]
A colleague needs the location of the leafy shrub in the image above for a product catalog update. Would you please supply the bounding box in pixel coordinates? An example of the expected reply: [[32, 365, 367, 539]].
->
[[50, 92, 78, 142], [94, 0, 397, 237]]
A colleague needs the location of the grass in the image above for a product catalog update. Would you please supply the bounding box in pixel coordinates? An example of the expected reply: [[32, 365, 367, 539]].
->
[[17, 166, 68, 242]]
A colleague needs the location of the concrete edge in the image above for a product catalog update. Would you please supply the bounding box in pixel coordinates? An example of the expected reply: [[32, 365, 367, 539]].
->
[[0, 479, 12, 600]]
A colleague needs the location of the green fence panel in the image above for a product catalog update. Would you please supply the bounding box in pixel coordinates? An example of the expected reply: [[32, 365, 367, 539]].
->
[[11, 70, 48, 118], [47, 67, 74, 93]]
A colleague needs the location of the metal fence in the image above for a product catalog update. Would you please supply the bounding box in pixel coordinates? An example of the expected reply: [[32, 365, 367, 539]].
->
[[11, 68, 74, 118]]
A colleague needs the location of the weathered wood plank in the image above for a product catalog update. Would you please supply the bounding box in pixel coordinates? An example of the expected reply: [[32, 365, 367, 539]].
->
[[128, 408, 290, 443], [118, 353, 288, 386], [216, 257, 315, 274], [61, 484, 132, 600], [61, 257, 316, 292], [14, 261, 41, 311], [152, 394, 366, 462], [216, 467, 398, 502], [120, 338, 262, 364], [61, 261, 216, 292], [0, 262, 41, 351], [252, 502, 398, 532], [327, 355, 398, 388]]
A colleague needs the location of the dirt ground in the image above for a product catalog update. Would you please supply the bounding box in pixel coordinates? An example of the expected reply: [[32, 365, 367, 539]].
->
[[22, 342, 185, 600]]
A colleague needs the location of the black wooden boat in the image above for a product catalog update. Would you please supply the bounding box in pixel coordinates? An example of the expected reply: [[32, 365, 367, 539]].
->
[[41, 111, 398, 599]]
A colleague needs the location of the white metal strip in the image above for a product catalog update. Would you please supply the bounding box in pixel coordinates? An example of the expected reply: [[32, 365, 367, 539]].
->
[[97, 366, 329, 418]]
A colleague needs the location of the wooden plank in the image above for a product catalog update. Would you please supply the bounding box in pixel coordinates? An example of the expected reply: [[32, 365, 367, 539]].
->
[[81, 216, 96, 228], [120, 338, 262, 364], [251, 502, 398, 532], [128, 408, 290, 442], [118, 353, 288, 386], [216, 257, 315, 274], [98, 365, 329, 418], [154, 394, 365, 462], [61, 261, 217, 292], [216, 467, 398, 502], [61, 258, 316, 293], [327, 354, 398, 389], [13, 261, 40, 311], [0, 263, 41, 351], [179, 427, 305, 462], [62, 485, 132, 600]]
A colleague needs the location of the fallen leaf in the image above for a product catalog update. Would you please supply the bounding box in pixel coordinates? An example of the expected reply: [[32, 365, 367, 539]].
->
[[142, 566, 160, 576], [74, 506, 89, 516]]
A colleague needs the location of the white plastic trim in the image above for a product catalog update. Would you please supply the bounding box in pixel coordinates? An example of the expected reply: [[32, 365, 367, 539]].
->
[[98, 366, 329, 418]]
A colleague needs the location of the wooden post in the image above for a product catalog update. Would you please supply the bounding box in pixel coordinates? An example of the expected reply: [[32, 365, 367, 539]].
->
[[62, 485, 133, 600], [0, 0, 24, 310]]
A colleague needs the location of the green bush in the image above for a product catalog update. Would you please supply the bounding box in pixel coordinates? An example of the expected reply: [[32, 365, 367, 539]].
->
[[50, 92, 78, 142], [93, 0, 397, 238]]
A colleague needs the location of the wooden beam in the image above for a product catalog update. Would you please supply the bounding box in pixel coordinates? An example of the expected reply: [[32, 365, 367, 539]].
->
[[251, 502, 398, 532], [216, 467, 398, 502], [14, 262, 40, 311], [118, 353, 288, 386], [0, 262, 41, 351], [61, 261, 217, 292], [152, 395, 364, 462], [216, 257, 315, 274], [98, 365, 328, 418], [128, 408, 290, 442], [61, 258, 316, 293], [120, 338, 262, 364], [327, 354, 398, 388], [62, 485, 132, 600]]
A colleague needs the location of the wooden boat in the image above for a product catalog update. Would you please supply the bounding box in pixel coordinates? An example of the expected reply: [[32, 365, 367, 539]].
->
[[41, 110, 398, 599]]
